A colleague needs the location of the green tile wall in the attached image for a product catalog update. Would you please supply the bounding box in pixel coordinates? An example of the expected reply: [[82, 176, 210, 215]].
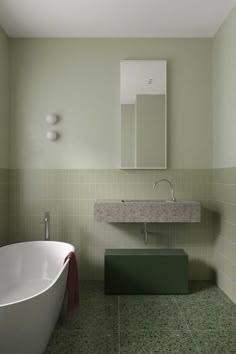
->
[[8, 169, 212, 281], [210, 168, 236, 303], [0, 169, 9, 246]]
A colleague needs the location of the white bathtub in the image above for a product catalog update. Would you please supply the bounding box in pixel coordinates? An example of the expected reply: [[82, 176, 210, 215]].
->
[[0, 241, 75, 354]]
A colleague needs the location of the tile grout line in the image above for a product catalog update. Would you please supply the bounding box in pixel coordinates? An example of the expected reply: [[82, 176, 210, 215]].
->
[[118, 296, 121, 354], [173, 297, 201, 354]]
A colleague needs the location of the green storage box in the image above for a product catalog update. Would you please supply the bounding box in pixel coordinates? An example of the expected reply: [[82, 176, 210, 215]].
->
[[105, 248, 188, 294]]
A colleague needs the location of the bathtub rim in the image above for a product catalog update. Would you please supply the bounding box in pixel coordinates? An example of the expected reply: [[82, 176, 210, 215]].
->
[[0, 241, 75, 308]]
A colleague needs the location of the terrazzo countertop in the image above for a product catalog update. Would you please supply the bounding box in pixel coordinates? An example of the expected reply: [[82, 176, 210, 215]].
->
[[94, 199, 201, 223]]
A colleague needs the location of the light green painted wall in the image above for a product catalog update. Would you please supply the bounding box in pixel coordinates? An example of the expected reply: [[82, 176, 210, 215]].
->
[[0, 27, 9, 245], [9, 168, 213, 280], [6, 37, 213, 281], [4, 30, 236, 292], [136, 94, 165, 168], [9, 38, 212, 169], [0, 27, 9, 168], [0, 169, 8, 246], [212, 6, 236, 168], [211, 6, 236, 303], [210, 168, 236, 303]]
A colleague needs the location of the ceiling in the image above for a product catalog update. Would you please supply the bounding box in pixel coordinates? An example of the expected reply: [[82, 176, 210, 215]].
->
[[0, 0, 235, 38]]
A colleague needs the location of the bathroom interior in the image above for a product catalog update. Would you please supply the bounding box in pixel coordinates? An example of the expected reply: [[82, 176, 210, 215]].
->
[[0, 0, 236, 353]]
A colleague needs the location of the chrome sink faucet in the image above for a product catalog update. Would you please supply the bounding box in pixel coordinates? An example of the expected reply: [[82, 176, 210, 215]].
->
[[153, 178, 176, 202]]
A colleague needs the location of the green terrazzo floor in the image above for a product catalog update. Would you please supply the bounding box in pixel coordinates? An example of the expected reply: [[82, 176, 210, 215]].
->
[[45, 281, 236, 354]]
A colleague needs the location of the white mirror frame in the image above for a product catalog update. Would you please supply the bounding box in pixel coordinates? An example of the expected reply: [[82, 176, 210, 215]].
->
[[120, 60, 167, 170]]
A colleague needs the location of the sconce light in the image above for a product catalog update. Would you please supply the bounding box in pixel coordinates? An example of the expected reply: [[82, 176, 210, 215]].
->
[[46, 114, 58, 125], [45, 114, 60, 141], [46, 131, 58, 141]]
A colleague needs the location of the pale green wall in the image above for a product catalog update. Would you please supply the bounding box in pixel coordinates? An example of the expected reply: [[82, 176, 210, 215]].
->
[[136, 94, 166, 168], [6, 38, 213, 282], [0, 27, 9, 245], [3, 30, 235, 293], [212, 6, 236, 168], [210, 168, 236, 303], [0, 27, 9, 168], [211, 6, 236, 303], [0, 169, 8, 246], [9, 38, 212, 169], [9, 168, 213, 280]]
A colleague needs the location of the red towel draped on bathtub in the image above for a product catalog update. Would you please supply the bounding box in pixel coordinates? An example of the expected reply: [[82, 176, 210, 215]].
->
[[64, 252, 79, 319]]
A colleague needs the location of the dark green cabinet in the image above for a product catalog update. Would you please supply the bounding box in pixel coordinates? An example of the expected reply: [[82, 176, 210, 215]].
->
[[105, 248, 188, 294]]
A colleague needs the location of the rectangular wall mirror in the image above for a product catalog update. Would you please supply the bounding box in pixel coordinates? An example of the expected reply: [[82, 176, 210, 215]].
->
[[120, 60, 167, 169]]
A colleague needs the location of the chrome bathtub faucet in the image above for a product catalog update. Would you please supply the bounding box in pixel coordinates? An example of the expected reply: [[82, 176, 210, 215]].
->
[[153, 178, 176, 202], [41, 211, 50, 240]]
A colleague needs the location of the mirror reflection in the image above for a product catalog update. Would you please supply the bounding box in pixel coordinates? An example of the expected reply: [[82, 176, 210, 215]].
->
[[120, 60, 167, 169]]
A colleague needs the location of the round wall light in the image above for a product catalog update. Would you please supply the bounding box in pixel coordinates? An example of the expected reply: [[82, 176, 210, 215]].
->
[[46, 131, 58, 141], [46, 114, 58, 125]]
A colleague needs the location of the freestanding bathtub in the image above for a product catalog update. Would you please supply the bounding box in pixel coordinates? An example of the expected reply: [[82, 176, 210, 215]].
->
[[0, 241, 75, 354]]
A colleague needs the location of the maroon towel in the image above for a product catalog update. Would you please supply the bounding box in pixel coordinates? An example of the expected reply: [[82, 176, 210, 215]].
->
[[64, 252, 79, 319]]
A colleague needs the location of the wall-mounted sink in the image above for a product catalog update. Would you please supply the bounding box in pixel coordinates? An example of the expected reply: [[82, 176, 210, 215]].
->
[[94, 199, 201, 223]]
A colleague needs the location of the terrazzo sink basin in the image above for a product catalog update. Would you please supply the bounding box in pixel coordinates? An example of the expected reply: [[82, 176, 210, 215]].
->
[[94, 199, 201, 223]]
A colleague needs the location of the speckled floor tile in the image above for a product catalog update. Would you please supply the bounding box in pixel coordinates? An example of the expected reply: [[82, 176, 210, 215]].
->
[[120, 312, 187, 332], [79, 280, 117, 302], [175, 295, 233, 308], [120, 294, 176, 306], [193, 330, 236, 354], [120, 300, 178, 316], [46, 281, 236, 354], [57, 299, 118, 331], [45, 329, 119, 354], [175, 281, 232, 305], [120, 330, 199, 354], [177, 298, 236, 331], [120, 330, 166, 353], [179, 300, 236, 317], [184, 312, 236, 331], [160, 330, 199, 354], [119, 296, 186, 331]]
